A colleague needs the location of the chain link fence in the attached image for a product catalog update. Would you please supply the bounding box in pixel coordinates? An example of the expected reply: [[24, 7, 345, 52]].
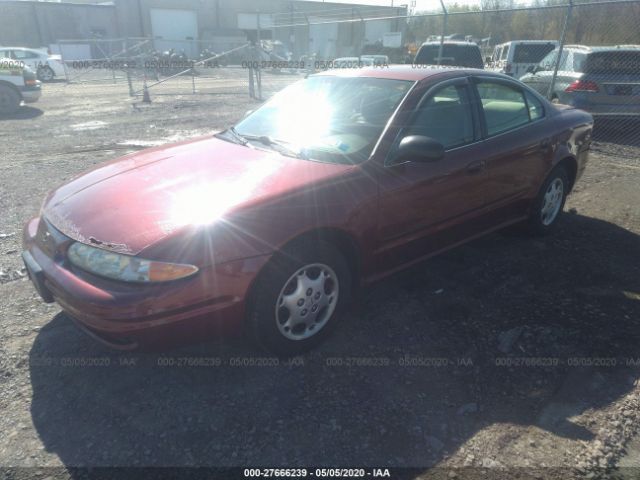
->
[[53, 0, 639, 138]]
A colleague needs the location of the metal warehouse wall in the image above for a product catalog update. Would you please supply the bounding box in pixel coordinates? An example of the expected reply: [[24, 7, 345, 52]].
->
[[0, 1, 119, 47], [0, 0, 404, 57], [112, 0, 404, 58]]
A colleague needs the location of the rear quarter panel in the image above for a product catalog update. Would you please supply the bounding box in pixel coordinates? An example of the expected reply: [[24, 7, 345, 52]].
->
[[550, 106, 593, 184]]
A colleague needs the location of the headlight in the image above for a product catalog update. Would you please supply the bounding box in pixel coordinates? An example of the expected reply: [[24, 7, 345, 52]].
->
[[67, 242, 198, 283]]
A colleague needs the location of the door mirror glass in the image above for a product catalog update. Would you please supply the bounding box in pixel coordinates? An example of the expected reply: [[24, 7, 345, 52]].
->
[[393, 135, 445, 164]]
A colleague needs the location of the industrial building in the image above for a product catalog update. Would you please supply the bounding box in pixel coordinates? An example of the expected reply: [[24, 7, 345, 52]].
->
[[0, 0, 407, 60]]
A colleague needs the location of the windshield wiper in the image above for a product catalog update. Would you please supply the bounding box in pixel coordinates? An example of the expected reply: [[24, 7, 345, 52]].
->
[[216, 127, 249, 146], [240, 133, 308, 160]]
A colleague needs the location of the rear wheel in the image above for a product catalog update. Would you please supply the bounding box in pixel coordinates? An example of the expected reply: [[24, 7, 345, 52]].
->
[[527, 166, 569, 235], [247, 242, 351, 356], [37, 66, 54, 82], [0, 85, 20, 115]]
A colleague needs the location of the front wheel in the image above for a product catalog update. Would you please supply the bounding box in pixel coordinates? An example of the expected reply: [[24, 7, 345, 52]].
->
[[527, 166, 569, 235], [247, 242, 351, 356]]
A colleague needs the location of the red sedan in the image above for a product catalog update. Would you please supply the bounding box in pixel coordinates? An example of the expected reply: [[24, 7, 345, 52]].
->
[[23, 66, 593, 355]]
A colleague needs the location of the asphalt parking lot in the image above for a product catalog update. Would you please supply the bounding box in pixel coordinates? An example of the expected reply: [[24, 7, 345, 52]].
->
[[1, 74, 639, 479]]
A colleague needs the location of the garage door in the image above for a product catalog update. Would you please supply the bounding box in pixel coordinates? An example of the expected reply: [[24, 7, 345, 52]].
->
[[365, 20, 392, 45], [309, 19, 337, 60], [150, 9, 198, 58]]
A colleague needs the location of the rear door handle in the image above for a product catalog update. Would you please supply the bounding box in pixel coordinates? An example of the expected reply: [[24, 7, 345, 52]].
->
[[466, 160, 486, 174], [540, 138, 553, 151]]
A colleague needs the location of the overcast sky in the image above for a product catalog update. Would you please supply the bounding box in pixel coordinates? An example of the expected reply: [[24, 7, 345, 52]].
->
[[303, 0, 481, 11]]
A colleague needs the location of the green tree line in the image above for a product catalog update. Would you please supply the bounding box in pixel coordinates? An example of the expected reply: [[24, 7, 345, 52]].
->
[[407, 0, 640, 47]]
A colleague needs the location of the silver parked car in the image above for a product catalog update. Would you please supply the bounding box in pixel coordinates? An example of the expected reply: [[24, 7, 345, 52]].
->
[[520, 45, 640, 120]]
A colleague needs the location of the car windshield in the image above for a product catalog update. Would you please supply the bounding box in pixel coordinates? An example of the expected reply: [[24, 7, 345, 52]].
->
[[513, 43, 556, 63], [232, 76, 414, 164]]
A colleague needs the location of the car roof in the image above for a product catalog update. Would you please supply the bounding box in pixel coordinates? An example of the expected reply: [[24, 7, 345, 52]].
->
[[563, 44, 640, 53], [314, 64, 501, 82], [497, 40, 558, 46], [0, 47, 41, 52], [420, 40, 478, 46]]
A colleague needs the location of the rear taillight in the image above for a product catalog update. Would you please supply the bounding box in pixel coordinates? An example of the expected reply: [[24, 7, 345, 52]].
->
[[565, 80, 599, 93]]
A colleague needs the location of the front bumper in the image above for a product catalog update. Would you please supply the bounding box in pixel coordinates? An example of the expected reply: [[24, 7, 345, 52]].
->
[[20, 85, 41, 103], [23, 217, 270, 350]]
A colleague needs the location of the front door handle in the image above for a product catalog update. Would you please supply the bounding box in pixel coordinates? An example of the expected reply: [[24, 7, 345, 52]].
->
[[466, 160, 486, 174]]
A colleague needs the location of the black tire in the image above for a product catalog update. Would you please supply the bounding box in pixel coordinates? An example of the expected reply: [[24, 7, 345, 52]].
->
[[0, 85, 20, 115], [37, 66, 54, 82], [247, 241, 351, 356], [527, 166, 569, 235]]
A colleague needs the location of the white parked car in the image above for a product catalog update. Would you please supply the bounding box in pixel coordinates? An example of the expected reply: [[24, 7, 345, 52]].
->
[[360, 54, 389, 66], [0, 47, 66, 82], [0, 59, 41, 114], [490, 41, 558, 79]]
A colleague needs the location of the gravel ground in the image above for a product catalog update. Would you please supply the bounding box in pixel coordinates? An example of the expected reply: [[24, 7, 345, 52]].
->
[[0, 75, 639, 479]]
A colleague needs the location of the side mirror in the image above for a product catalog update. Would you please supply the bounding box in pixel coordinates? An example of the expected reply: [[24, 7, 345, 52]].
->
[[393, 135, 445, 164], [526, 65, 535, 73]]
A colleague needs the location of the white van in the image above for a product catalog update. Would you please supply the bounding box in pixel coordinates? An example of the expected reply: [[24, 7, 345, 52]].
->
[[490, 40, 558, 79]]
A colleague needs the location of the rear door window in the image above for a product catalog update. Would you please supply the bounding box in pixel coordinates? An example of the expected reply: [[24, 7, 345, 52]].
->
[[12, 50, 39, 60], [584, 51, 640, 75], [573, 52, 587, 72], [476, 81, 531, 136]]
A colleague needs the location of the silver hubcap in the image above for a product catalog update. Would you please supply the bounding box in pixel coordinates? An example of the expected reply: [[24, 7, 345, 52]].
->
[[40, 68, 53, 81], [275, 263, 339, 341], [541, 177, 564, 226]]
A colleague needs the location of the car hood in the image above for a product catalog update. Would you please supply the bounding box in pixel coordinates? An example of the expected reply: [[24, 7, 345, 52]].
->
[[43, 135, 354, 255]]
